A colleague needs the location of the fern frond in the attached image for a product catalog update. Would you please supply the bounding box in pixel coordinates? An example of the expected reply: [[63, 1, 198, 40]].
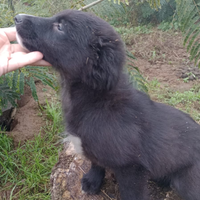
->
[[29, 77, 38, 102], [12, 70, 18, 91], [26, 66, 56, 90], [177, 0, 200, 65], [0, 65, 57, 114], [186, 27, 200, 52], [6, 95, 18, 107], [195, 49, 200, 64], [0, 82, 19, 112], [183, 21, 199, 45], [19, 72, 25, 95]]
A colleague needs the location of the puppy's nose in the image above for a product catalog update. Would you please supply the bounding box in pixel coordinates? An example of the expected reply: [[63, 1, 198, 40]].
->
[[14, 15, 23, 24]]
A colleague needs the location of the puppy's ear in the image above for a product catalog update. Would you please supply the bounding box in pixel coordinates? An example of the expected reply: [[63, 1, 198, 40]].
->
[[82, 35, 125, 91]]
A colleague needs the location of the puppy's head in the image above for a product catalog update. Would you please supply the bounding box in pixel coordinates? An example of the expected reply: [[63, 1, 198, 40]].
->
[[15, 10, 125, 90]]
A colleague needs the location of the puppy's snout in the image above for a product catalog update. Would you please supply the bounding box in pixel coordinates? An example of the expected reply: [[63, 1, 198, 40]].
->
[[14, 15, 23, 24]]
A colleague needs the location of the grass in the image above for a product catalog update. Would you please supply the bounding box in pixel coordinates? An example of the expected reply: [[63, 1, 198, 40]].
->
[[44, 100, 63, 134], [148, 79, 200, 122], [0, 100, 64, 200], [114, 25, 153, 45]]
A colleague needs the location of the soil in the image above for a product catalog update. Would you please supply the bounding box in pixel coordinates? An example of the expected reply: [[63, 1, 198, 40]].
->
[[7, 81, 56, 146], [129, 30, 200, 91], [2, 29, 200, 200]]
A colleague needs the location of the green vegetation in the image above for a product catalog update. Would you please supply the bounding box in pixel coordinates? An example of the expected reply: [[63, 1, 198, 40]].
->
[[0, 100, 63, 199], [149, 79, 200, 122], [0, 67, 58, 114], [177, 0, 200, 66]]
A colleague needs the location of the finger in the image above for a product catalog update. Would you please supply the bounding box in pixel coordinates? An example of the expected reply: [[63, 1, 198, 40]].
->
[[1, 27, 16, 42], [7, 51, 44, 73], [11, 52, 52, 66]]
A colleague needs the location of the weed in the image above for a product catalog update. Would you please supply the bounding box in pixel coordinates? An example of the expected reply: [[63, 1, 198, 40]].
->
[[183, 77, 189, 83], [150, 50, 157, 61], [157, 21, 172, 31], [44, 100, 63, 134], [150, 78, 160, 88], [182, 72, 196, 83], [157, 21, 181, 32], [149, 81, 200, 122]]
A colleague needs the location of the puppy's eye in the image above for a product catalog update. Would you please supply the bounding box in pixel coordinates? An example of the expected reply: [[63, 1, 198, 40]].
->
[[57, 23, 63, 31]]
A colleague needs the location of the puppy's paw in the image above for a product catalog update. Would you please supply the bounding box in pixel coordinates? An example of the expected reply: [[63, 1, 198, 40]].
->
[[81, 172, 104, 194]]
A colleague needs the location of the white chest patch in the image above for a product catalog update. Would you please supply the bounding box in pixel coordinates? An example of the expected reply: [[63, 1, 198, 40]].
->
[[16, 32, 25, 49], [65, 134, 83, 155]]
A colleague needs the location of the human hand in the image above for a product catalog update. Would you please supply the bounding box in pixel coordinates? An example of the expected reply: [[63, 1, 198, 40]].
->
[[0, 27, 51, 76]]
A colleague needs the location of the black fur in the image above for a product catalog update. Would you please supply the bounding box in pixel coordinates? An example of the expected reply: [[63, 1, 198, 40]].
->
[[81, 163, 105, 194], [15, 10, 200, 200]]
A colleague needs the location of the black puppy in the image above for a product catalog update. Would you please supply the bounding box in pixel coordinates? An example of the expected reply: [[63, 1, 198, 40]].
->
[[15, 10, 200, 200]]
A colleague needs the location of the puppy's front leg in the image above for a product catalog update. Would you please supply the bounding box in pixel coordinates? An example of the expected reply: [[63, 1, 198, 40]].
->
[[114, 165, 149, 200], [81, 163, 105, 194]]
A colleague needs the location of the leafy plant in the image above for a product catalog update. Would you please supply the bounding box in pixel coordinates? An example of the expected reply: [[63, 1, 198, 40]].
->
[[175, 0, 200, 66], [0, 0, 14, 27], [83, 0, 129, 26], [148, 0, 161, 8], [0, 67, 57, 114], [122, 0, 176, 26]]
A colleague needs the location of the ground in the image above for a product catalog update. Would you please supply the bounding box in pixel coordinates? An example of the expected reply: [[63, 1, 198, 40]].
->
[[2, 28, 200, 199], [7, 81, 56, 146]]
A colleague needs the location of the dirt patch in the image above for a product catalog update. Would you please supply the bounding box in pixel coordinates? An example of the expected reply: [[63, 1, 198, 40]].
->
[[7, 81, 56, 146], [127, 29, 200, 91], [135, 58, 197, 91], [128, 30, 188, 65]]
